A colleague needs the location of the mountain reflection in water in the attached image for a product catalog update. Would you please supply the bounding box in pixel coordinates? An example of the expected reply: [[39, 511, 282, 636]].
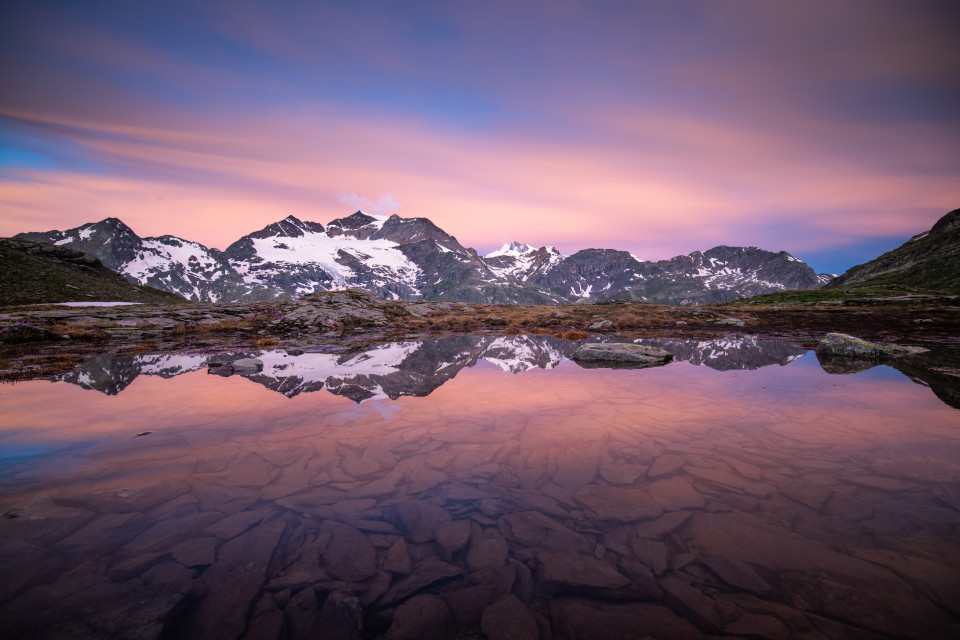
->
[[1, 336, 959, 639], [57, 335, 808, 401]]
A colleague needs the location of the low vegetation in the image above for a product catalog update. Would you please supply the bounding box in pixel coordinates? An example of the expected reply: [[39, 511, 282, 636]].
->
[[171, 319, 251, 335], [825, 208, 960, 294], [723, 284, 953, 307], [0, 238, 184, 306], [0, 320, 62, 344]]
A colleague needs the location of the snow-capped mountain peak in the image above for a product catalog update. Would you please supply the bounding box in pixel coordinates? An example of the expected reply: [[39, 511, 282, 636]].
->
[[326, 210, 386, 231], [357, 210, 391, 228], [224, 213, 422, 298], [485, 241, 535, 258]]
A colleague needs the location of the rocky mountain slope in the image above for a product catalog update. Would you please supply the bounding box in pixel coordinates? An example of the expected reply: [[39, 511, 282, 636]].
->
[[0, 237, 184, 306], [827, 208, 960, 294], [15, 217, 254, 303], [19, 212, 832, 305], [516, 244, 833, 306]]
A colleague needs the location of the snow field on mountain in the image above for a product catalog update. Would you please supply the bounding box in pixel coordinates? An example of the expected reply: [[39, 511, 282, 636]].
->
[[239, 231, 421, 290], [485, 241, 534, 258], [123, 239, 223, 281]]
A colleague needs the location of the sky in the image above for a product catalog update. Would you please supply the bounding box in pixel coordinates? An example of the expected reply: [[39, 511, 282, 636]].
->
[[1, 0, 958, 275]]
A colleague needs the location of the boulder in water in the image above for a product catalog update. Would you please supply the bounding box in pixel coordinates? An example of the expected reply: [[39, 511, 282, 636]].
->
[[572, 343, 673, 368]]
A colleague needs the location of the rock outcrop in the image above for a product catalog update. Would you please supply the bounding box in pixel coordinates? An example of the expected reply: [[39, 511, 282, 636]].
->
[[815, 333, 929, 359]]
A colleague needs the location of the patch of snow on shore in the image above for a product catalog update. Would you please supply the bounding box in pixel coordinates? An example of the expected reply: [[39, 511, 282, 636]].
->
[[55, 302, 143, 307]]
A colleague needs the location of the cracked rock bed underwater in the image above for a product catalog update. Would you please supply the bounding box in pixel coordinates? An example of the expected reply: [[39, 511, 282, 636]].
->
[[1, 335, 958, 639]]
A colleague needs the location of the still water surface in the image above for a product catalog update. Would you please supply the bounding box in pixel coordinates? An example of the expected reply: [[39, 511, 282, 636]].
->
[[1, 336, 959, 639]]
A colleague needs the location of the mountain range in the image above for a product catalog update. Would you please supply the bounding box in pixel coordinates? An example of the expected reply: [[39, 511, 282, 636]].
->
[[18, 211, 833, 305]]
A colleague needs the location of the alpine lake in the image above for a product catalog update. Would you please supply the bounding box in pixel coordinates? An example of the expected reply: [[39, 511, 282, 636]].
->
[[1, 334, 959, 640]]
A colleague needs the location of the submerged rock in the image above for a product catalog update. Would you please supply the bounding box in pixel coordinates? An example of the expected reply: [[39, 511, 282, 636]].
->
[[186, 520, 286, 640], [572, 343, 673, 368], [324, 524, 377, 582], [434, 519, 471, 557], [385, 594, 454, 640], [466, 529, 509, 570], [815, 333, 928, 360], [550, 598, 701, 640], [573, 485, 662, 522], [538, 550, 631, 592], [481, 595, 540, 640], [381, 557, 464, 605], [700, 555, 771, 594], [316, 590, 364, 640]]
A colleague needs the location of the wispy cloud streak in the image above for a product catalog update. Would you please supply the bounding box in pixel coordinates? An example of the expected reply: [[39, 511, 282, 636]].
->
[[0, 0, 957, 272]]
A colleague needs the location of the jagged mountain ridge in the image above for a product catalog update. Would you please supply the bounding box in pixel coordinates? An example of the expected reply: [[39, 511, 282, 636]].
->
[[18, 211, 832, 305]]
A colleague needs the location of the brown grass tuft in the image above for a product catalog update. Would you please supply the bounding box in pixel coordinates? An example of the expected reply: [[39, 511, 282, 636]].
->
[[554, 330, 590, 341], [611, 312, 645, 330], [426, 316, 480, 332], [173, 320, 249, 335], [63, 327, 111, 342]]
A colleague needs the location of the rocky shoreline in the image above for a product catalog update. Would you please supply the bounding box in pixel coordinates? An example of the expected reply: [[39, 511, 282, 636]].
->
[[2, 288, 957, 381]]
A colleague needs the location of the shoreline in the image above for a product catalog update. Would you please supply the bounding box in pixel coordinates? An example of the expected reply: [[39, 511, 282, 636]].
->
[[2, 291, 959, 392]]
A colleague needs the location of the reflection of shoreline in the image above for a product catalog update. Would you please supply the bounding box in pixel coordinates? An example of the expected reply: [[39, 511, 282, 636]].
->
[[816, 349, 960, 410], [57, 335, 576, 401], [635, 336, 805, 370], [50, 334, 957, 408]]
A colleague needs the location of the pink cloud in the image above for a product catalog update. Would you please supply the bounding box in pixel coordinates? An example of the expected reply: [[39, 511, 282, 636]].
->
[[1, 100, 957, 263]]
